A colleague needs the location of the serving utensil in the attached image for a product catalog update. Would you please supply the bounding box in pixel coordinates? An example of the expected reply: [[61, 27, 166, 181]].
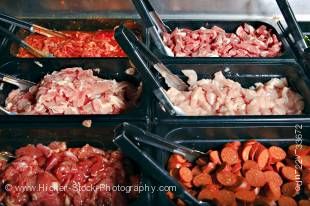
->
[[113, 122, 208, 206], [0, 12, 67, 38], [132, 0, 174, 56], [115, 25, 188, 116]]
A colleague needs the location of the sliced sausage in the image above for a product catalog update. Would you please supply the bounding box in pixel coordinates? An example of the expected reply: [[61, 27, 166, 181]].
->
[[278, 195, 297, 206], [300, 155, 310, 168], [221, 147, 239, 165], [275, 161, 285, 173], [266, 181, 281, 201], [281, 182, 298, 197], [209, 150, 222, 165], [227, 176, 251, 192], [214, 190, 236, 206], [245, 169, 266, 187], [235, 190, 256, 203], [269, 146, 286, 163], [225, 141, 241, 150], [216, 171, 238, 187], [191, 165, 201, 177], [288, 144, 310, 157], [193, 173, 212, 187], [299, 200, 310, 206], [201, 162, 216, 174], [242, 160, 259, 174], [197, 184, 219, 201], [281, 166, 300, 181], [242, 145, 253, 161], [264, 170, 283, 186], [179, 167, 193, 183], [195, 157, 208, 166], [256, 148, 270, 169]]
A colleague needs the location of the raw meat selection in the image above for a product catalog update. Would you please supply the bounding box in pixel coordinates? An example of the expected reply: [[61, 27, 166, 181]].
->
[[162, 23, 282, 57], [167, 140, 310, 206], [5, 67, 141, 115], [17, 31, 126, 57], [0, 142, 139, 206], [166, 70, 304, 115]]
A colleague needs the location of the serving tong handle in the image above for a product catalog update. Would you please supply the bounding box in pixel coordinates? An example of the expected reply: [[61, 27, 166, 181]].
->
[[132, 0, 173, 56], [113, 123, 207, 206], [0, 73, 35, 115], [0, 12, 67, 38], [114, 25, 187, 116], [0, 25, 54, 58], [276, 0, 307, 52]]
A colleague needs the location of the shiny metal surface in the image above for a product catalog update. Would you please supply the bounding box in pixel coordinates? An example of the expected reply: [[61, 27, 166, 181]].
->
[[0, 0, 309, 20]]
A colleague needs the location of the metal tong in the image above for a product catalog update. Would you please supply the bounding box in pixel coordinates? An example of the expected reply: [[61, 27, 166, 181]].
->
[[0, 73, 35, 115], [132, 0, 174, 56], [113, 122, 208, 206], [275, 0, 308, 53], [0, 26, 54, 58], [114, 25, 188, 116], [0, 12, 67, 38]]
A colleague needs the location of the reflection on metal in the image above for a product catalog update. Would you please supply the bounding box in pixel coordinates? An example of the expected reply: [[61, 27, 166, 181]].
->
[[0, 0, 309, 21]]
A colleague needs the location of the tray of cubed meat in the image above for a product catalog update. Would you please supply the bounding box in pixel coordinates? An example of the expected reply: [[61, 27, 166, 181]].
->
[[151, 20, 295, 62], [0, 123, 150, 206], [0, 59, 150, 123], [153, 62, 310, 123], [153, 124, 310, 206], [0, 19, 143, 60]]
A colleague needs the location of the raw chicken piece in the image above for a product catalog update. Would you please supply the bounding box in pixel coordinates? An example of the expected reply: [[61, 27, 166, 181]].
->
[[166, 70, 304, 116], [5, 67, 140, 115]]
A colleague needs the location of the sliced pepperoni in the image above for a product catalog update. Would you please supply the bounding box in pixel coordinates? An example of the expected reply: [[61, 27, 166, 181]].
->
[[242, 145, 253, 161], [214, 190, 236, 206], [179, 167, 193, 183], [221, 147, 239, 165], [201, 162, 216, 174], [216, 171, 238, 186], [197, 184, 219, 201], [264, 170, 283, 186], [266, 181, 281, 201], [269, 146, 286, 163], [299, 200, 310, 206], [245, 169, 266, 187], [209, 150, 222, 165], [256, 148, 269, 169], [278, 195, 297, 206], [281, 166, 299, 181], [242, 160, 259, 174], [300, 155, 310, 168], [191, 165, 201, 177], [235, 190, 256, 202], [193, 173, 212, 187], [281, 182, 298, 197]]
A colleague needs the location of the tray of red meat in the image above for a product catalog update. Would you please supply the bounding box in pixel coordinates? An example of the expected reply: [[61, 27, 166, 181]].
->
[[152, 124, 310, 206], [151, 20, 294, 60], [0, 123, 150, 206], [0, 59, 150, 122], [0, 19, 143, 59], [153, 62, 310, 122]]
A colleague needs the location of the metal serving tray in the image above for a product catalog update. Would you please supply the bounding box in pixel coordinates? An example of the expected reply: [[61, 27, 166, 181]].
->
[[0, 58, 151, 124], [152, 62, 310, 125], [152, 123, 310, 206], [149, 19, 296, 64]]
